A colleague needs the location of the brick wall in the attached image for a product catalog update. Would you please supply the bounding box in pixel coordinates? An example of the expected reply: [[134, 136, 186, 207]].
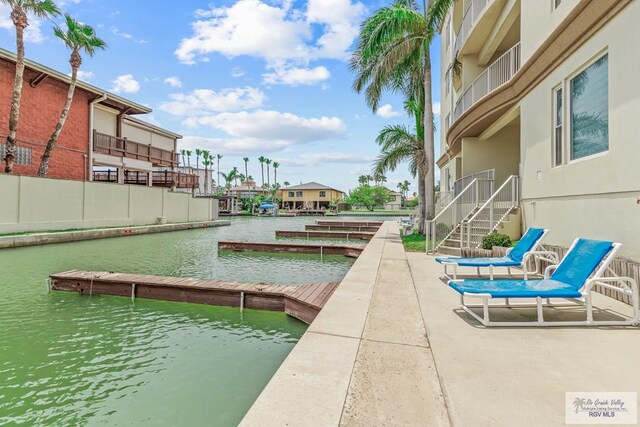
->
[[0, 58, 91, 180]]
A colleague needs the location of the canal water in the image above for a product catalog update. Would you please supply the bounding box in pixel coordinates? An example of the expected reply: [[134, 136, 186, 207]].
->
[[0, 216, 374, 426]]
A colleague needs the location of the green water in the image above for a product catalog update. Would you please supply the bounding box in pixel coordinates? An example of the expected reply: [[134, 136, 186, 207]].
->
[[0, 217, 357, 426]]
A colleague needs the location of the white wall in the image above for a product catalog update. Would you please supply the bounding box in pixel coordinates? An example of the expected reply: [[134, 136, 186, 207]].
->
[[122, 120, 176, 152], [94, 107, 117, 135], [519, 1, 640, 260], [0, 174, 215, 233], [520, 0, 579, 62]]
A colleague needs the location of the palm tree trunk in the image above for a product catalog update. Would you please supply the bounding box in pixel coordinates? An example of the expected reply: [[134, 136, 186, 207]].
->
[[38, 64, 78, 177], [267, 166, 270, 187], [418, 164, 427, 234], [274, 169, 277, 186], [244, 162, 248, 182], [423, 0, 436, 221], [4, 12, 27, 174], [261, 164, 264, 187], [217, 158, 220, 191]]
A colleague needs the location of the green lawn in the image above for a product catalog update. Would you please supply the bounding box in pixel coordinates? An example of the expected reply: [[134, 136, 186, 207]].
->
[[401, 232, 426, 252]]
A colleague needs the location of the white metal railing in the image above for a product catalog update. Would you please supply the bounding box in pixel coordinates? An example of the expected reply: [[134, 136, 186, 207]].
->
[[453, 43, 521, 122], [461, 175, 520, 248], [426, 178, 494, 253], [454, 0, 492, 55], [453, 169, 494, 196]]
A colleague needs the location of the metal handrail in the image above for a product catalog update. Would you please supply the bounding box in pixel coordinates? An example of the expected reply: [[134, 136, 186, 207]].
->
[[454, 0, 492, 54], [461, 175, 519, 248], [453, 169, 494, 196], [426, 178, 493, 253]]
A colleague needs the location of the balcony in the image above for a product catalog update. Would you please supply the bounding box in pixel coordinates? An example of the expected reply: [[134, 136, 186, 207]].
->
[[93, 130, 178, 167], [93, 170, 198, 189], [454, 0, 493, 55], [452, 42, 521, 123]]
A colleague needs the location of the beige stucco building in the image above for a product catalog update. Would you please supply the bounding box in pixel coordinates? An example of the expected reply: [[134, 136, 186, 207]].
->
[[435, 0, 640, 261], [279, 182, 345, 210]]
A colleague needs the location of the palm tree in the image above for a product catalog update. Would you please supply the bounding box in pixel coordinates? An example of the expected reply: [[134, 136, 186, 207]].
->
[[373, 111, 427, 233], [265, 158, 272, 187], [243, 157, 249, 182], [2, 0, 60, 173], [185, 150, 192, 169], [202, 150, 211, 193], [358, 175, 368, 186], [238, 173, 246, 186], [231, 166, 240, 186], [283, 181, 290, 187], [365, 175, 373, 185], [351, 0, 453, 221], [180, 149, 186, 167], [195, 149, 202, 171], [258, 156, 266, 187], [272, 161, 280, 186], [216, 154, 222, 191], [38, 15, 106, 177]]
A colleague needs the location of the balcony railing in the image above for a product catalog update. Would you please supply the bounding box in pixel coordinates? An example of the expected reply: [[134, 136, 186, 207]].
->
[[93, 130, 178, 167], [453, 42, 521, 122], [93, 170, 198, 189], [454, 0, 492, 55]]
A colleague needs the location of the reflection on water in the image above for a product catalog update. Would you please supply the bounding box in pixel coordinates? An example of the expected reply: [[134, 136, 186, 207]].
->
[[0, 216, 361, 426]]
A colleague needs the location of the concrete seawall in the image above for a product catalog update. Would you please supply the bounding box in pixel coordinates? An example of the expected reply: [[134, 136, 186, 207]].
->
[[241, 221, 450, 426], [0, 220, 230, 249]]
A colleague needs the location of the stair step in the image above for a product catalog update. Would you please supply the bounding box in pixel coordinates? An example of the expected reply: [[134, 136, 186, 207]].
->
[[436, 246, 462, 256]]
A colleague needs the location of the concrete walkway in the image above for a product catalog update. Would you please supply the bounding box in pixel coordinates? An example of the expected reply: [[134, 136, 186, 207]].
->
[[241, 222, 450, 426], [408, 253, 640, 426]]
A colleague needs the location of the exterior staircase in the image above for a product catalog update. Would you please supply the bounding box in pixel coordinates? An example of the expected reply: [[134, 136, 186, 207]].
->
[[427, 175, 520, 256]]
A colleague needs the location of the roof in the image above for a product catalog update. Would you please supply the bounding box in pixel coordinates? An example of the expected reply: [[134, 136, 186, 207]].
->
[[123, 115, 183, 139], [282, 182, 344, 193], [0, 47, 151, 115]]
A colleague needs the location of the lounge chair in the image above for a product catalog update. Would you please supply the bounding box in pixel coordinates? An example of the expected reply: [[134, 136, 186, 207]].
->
[[448, 238, 639, 327], [435, 228, 557, 280]]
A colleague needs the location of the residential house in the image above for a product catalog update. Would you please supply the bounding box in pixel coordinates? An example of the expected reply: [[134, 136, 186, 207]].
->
[[0, 48, 197, 190], [280, 182, 345, 210], [384, 191, 402, 210], [436, 0, 640, 260]]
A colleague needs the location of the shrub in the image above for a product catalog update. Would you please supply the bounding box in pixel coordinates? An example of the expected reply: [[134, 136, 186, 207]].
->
[[481, 232, 512, 250]]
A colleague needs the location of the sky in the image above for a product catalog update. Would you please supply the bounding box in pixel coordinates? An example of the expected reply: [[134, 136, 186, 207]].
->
[[0, 0, 441, 194]]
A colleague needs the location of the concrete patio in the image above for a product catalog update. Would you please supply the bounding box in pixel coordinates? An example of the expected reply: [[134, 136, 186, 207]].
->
[[241, 222, 640, 426]]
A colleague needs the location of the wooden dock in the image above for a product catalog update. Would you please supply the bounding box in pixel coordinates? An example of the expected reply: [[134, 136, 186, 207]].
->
[[305, 224, 380, 232], [218, 241, 364, 257], [50, 270, 340, 324], [315, 220, 383, 227], [276, 230, 375, 241]]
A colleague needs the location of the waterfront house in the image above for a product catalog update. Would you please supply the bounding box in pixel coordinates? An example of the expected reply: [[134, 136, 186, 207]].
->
[[279, 182, 345, 210], [384, 191, 402, 210], [434, 0, 640, 261], [0, 48, 197, 190]]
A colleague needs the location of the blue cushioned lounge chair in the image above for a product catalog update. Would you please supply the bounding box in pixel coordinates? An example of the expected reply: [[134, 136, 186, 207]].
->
[[448, 238, 639, 327], [436, 228, 557, 280]]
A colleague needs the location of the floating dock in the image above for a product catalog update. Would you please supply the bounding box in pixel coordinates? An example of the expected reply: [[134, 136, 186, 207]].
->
[[275, 230, 375, 241], [315, 220, 383, 227], [218, 241, 364, 257], [50, 270, 340, 324], [305, 224, 380, 232]]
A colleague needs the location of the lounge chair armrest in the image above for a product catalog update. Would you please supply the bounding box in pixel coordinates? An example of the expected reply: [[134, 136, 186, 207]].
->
[[584, 277, 639, 295], [543, 264, 559, 280], [523, 251, 560, 265]]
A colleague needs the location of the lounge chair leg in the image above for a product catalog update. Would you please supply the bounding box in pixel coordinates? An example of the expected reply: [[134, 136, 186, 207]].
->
[[453, 265, 457, 280], [483, 297, 490, 326], [536, 297, 544, 325], [489, 265, 494, 280], [477, 267, 481, 276], [505, 297, 510, 307], [507, 267, 511, 276], [586, 292, 594, 324]]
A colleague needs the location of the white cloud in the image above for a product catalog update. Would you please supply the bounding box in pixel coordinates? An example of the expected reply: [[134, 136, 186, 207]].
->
[[111, 27, 147, 44], [74, 70, 95, 80], [175, 0, 365, 66], [111, 74, 140, 93], [181, 136, 291, 156], [284, 152, 375, 167], [159, 87, 265, 116], [0, 5, 46, 43], [184, 110, 347, 143], [433, 102, 441, 116], [376, 104, 402, 119], [164, 76, 183, 88], [263, 65, 330, 86], [231, 67, 245, 78]]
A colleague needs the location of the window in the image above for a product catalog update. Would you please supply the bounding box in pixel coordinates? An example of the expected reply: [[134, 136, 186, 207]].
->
[[553, 87, 563, 166], [569, 54, 608, 160], [0, 144, 32, 165], [288, 191, 294, 197], [295, 191, 303, 197], [319, 191, 326, 197]]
